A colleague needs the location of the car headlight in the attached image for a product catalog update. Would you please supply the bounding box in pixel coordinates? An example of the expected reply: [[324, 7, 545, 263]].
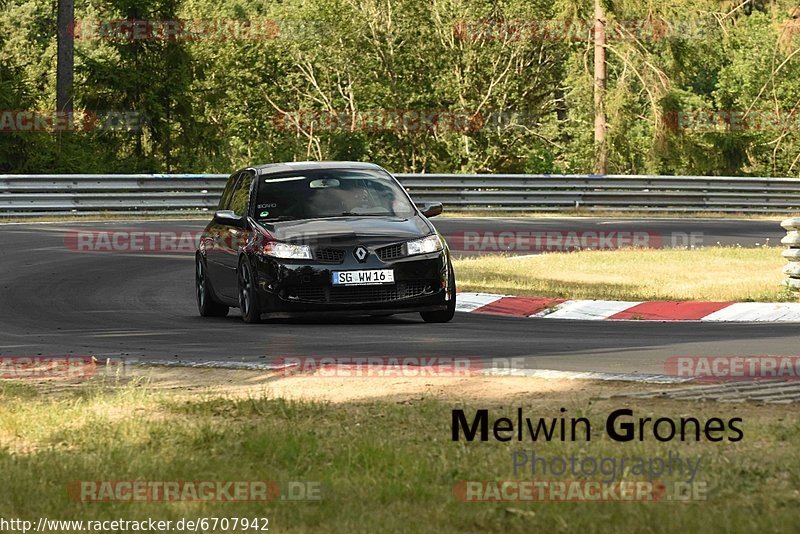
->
[[406, 234, 443, 256], [261, 241, 312, 259]]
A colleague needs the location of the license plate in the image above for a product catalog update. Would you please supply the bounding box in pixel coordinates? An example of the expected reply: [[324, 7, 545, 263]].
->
[[332, 269, 395, 286]]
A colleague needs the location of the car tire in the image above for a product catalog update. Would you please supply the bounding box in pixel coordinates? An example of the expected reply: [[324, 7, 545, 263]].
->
[[238, 258, 263, 324], [420, 264, 456, 323], [196, 255, 229, 317]]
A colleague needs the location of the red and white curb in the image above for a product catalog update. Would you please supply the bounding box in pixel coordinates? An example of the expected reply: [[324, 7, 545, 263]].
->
[[456, 292, 800, 322]]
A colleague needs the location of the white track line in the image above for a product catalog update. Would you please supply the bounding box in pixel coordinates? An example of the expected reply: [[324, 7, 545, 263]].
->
[[702, 302, 800, 322], [455, 292, 505, 313], [535, 300, 642, 320]]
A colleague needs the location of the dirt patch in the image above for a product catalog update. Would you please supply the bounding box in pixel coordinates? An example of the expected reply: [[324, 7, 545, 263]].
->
[[58, 364, 677, 404], [21, 363, 794, 412]]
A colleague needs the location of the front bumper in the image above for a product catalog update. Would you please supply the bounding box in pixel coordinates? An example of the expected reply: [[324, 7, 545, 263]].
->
[[249, 248, 450, 316]]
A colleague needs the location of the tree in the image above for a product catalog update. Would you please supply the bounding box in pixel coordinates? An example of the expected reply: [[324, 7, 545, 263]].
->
[[593, 0, 606, 174], [78, 0, 209, 171], [56, 0, 74, 113]]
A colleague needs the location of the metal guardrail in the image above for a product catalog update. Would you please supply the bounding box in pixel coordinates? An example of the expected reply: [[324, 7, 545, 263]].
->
[[2, 173, 800, 217], [782, 218, 800, 289], [398, 174, 800, 213], [0, 174, 227, 217]]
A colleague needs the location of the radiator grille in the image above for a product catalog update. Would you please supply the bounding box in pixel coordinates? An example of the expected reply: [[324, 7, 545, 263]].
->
[[376, 243, 405, 261], [314, 248, 345, 264]]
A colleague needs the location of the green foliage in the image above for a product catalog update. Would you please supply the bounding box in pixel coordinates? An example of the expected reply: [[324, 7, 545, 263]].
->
[[2, 0, 800, 175]]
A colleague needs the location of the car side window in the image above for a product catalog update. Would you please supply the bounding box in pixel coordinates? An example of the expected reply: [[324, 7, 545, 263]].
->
[[218, 172, 240, 210], [229, 171, 253, 217]]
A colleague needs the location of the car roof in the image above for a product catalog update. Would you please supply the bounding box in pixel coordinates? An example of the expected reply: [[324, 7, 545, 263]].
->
[[250, 161, 386, 176]]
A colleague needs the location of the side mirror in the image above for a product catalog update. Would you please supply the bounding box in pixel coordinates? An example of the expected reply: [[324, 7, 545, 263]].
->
[[417, 201, 443, 218], [213, 210, 245, 228]]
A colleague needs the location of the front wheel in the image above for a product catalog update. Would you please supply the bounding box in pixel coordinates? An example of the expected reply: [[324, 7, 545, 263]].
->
[[196, 256, 229, 317], [420, 265, 456, 323], [238, 259, 263, 323]]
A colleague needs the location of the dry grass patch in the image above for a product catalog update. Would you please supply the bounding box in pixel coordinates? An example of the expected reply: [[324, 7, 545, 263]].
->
[[453, 247, 794, 302]]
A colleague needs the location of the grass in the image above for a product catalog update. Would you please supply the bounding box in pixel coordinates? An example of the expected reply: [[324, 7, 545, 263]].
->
[[0, 379, 799, 533], [453, 247, 796, 302]]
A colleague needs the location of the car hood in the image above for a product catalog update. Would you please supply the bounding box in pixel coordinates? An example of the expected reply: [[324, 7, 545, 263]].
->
[[262, 215, 434, 246]]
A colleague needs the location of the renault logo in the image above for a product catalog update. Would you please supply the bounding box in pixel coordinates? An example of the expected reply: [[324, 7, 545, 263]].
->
[[354, 246, 368, 262]]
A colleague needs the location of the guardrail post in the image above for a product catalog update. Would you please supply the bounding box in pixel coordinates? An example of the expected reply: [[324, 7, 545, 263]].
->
[[781, 218, 800, 290]]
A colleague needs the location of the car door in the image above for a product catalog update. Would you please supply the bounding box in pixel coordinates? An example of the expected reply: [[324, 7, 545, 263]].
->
[[216, 170, 254, 298], [205, 171, 241, 300]]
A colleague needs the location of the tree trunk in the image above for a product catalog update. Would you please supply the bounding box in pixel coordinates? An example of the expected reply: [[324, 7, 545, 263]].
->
[[593, 0, 607, 175], [56, 0, 74, 114]]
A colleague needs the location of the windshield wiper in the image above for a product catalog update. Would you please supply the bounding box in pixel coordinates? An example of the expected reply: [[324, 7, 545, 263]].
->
[[335, 211, 395, 217]]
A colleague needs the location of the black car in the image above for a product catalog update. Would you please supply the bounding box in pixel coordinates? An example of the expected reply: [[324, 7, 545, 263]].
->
[[195, 161, 456, 323]]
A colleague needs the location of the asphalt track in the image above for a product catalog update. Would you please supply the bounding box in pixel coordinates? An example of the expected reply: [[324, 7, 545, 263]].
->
[[0, 217, 795, 376]]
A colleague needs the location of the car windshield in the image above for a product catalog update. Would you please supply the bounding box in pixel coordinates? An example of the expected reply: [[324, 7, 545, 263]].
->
[[254, 169, 416, 221]]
